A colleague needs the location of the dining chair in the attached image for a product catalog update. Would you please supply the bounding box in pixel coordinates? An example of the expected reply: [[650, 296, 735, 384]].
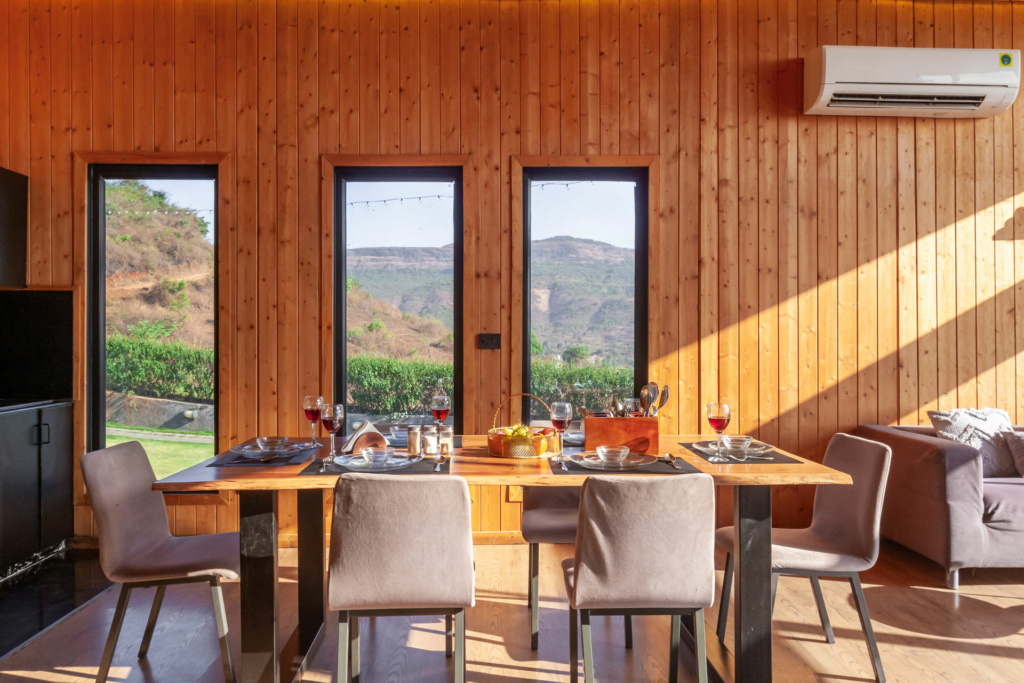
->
[[563, 474, 716, 683], [329, 473, 475, 683], [715, 432, 892, 683], [80, 441, 238, 683]]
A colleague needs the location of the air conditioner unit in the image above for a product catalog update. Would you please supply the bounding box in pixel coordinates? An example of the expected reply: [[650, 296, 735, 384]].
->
[[804, 46, 1020, 118]]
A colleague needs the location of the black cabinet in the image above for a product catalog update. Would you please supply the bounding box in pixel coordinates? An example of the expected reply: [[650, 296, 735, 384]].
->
[[0, 402, 73, 575]]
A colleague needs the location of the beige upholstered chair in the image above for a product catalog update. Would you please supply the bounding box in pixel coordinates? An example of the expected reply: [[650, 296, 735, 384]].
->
[[715, 433, 892, 683], [328, 473, 475, 683], [80, 442, 237, 683], [563, 474, 716, 683]]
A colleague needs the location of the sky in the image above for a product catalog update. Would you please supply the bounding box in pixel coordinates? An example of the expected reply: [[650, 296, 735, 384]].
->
[[344, 180, 636, 249], [134, 179, 217, 244]]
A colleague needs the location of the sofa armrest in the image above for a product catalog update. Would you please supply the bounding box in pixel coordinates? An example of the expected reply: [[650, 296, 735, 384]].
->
[[852, 425, 985, 570]]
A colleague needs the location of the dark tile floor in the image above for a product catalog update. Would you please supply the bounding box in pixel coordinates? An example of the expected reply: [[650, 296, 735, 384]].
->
[[0, 549, 113, 658]]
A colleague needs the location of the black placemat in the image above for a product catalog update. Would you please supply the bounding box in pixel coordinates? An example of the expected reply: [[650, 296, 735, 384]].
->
[[208, 446, 320, 467], [298, 455, 451, 476], [681, 443, 801, 464], [548, 455, 701, 475]]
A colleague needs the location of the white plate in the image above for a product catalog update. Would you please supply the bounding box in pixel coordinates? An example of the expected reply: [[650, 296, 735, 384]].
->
[[342, 454, 424, 472], [567, 453, 658, 471], [693, 440, 771, 454], [230, 442, 307, 459]]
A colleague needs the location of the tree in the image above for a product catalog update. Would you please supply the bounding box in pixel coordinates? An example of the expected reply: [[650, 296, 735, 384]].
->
[[562, 345, 588, 367], [530, 331, 543, 357]]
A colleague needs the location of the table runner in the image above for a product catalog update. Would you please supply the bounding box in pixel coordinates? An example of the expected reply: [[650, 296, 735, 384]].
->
[[208, 447, 319, 467], [299, 456, 452, 476], [681, 442, 801, 464]]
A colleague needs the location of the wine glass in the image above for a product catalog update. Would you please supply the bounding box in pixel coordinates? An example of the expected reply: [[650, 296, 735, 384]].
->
[[302, 396, 323, 448], [550, 402, 572, 463], [321, 403, 346, 465], [431, 395, 451, 428], [706, 402, 731, 464]]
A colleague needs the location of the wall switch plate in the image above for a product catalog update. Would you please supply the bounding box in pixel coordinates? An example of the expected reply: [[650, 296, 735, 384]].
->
[[478, 333, 501, 350]]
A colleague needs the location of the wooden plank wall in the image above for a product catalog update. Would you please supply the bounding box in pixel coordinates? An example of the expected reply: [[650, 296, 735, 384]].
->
[[5, 0, 1024, 537]]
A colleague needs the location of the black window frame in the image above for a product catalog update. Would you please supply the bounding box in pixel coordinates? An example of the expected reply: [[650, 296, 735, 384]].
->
[[333, 166, 464, 435], [521, 166, 650, 422], [86, 164, 220, 453]]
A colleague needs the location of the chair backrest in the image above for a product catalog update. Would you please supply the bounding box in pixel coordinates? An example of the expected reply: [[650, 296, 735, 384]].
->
[[328, 473, 475, 611], [80, 441, 171, 581], [810, 433, 892, 565], [570, 474, 716, 610], [522, 485, 580, 511]]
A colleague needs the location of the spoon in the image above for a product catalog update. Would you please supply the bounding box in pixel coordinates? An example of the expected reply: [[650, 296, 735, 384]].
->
[[647, 382, 660, 415], [639, 386, 652, 416], [652, 386, 670, 417], [433, 455, 446, 472]]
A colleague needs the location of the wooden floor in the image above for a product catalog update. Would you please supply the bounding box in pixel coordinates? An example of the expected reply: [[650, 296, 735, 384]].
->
[[0, 542, 1022, 683]]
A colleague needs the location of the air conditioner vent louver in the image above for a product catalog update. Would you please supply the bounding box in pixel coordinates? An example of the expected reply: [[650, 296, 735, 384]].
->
[[828, 92, 986, 110]]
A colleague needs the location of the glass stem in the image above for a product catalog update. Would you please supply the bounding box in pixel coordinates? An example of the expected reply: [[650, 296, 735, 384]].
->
[[330, 433, 336, 460], [311, 421, 317, 447], [717, 431, 723, 453], [558, 431, 563, 458]]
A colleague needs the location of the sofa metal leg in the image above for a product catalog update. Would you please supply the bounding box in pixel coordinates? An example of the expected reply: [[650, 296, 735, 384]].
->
[[945, 569, 959, 591], [569, 608, 579, 683], [809, 575, 835, 644], [137, 585, 165, 659], [849, 574, 886, 683], [716, 552, 733, 641], [530, 543, 539, 651]]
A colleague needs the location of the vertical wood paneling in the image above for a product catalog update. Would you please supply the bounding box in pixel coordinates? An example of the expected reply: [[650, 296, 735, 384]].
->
[[9, 0, 30, 175], [0, 0, 9, 168], [32, 0, 1024, 536]]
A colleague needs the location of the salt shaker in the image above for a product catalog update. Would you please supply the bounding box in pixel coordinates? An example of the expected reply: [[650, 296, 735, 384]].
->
[[406, 425, 422, 455], [423, 425, 438, 455], [439, 425, 454, 455]]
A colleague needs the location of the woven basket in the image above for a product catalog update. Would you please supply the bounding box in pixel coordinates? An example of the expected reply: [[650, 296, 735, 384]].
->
[[486, 393, 556, 459]]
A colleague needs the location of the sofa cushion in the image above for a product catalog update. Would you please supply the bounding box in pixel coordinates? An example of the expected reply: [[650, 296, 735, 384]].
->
[[927, 408, 1017, 478], [982, 479, 1024, 532], [1003, 432, 1024, 477]]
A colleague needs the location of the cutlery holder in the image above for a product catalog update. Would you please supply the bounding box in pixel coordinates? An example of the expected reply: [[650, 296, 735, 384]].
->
[[583, 416, 659, 455]]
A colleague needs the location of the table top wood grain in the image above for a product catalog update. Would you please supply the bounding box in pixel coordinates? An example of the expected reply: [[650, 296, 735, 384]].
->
[[152, 435, 851, 491]]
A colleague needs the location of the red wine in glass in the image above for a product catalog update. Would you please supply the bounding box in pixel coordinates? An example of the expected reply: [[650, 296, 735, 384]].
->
[[551, 417, 571, 431], [708, 416, 730, 433], [432, 407, 450, 422], [321, 416, 341, 433], [304, 407, 321, 423]]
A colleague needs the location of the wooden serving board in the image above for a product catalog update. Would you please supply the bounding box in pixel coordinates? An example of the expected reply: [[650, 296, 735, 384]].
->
[[583, 417, 660, 455]]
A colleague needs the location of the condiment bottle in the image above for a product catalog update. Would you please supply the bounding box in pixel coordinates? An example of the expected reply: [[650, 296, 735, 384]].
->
[[439, 426, 454, 455], [423, 425, 438, 455], [406, 425, 422, 455]]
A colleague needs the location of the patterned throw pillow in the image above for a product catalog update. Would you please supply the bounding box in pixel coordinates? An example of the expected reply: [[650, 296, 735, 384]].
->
[[927, 408, 1018, 478], [1004, 431, 1024, 478]]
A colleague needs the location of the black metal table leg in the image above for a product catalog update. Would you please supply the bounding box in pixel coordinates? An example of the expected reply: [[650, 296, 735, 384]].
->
[[239, 490, 279, 683], [734, 485, 773, 683], [297, 488, 326, 655]]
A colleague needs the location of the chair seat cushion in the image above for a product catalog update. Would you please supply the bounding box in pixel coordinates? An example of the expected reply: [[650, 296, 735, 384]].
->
[[715, 526, 873, 573], [562, 558, 577, 609], [983, 479, 1024, 532], [107, 532, 240, 583], [521, 508, 578, 544]]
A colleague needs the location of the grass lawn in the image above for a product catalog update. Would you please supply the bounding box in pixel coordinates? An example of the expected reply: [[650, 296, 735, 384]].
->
[[105, 435, 215, 480]]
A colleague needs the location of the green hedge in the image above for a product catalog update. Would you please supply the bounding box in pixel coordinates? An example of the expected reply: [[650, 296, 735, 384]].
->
[[527, 361, 633, 420], [347, 357, 454, 415], [106, 334, 214, 402]]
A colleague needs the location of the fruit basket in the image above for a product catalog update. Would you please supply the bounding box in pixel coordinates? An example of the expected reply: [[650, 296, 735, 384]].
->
[[487, 393, 557, 459]]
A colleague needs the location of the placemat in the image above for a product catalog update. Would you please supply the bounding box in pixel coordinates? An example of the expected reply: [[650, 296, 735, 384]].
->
[[548, 456, 701, 476], [208, 446, 320, 467], [385, 435, 464, 449], [681, 443, 801, 464], [298, 456, 451, 476]]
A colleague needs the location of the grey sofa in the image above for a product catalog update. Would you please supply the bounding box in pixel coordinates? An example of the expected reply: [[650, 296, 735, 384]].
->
[[853, 425, 1024, 589]]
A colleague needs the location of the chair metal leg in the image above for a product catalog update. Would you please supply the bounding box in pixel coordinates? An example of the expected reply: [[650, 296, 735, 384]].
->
[[580, 610, 594, 683], [849, 574, 886, 683], [96, 585, 132, 683], [692, 609, 708, 683], [137, 585, 165, 659], [771, 571, 779, 617], [210, 578, 237, 683], [624, 614, 633, 648], [529, 543, 540, 650], [454, 609, 466, 683], [350, 615, 361, 683], [716, 552, 733, 641], [337, 612, 349, 683], [446, 614, 454, 657], [809, 575, 835, 644], [569, 608, 579, 683], [669, 614, 681, 683]]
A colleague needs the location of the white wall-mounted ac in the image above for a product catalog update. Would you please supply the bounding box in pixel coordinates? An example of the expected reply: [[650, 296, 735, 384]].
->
[[804, 46, 1020, 118]]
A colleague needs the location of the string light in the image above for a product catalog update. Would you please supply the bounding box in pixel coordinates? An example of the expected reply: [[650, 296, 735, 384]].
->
[[346, 181, 588, 207]]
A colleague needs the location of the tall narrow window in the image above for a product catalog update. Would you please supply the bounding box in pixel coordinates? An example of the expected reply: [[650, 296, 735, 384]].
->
[[335, 167, 463, 434], [522, 168, 648, 423], [88, 166, 218, 479]]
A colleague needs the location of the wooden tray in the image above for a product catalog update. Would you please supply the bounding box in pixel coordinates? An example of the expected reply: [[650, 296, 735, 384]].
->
[[583, 416, 659, 455]]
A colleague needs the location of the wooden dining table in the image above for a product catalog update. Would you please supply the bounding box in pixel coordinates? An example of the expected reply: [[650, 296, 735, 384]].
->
[[153, 435, 850, 683]]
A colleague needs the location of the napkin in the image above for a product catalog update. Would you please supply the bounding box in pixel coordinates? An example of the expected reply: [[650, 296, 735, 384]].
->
[[340, 420, 389, 453]]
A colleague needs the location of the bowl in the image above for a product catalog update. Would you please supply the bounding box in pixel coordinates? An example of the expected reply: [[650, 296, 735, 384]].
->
[[596, 445, 630, 463], [722, 434, 753, 451], [256, 436, 289, 452], [389, 426, 408, 440], [361, 447, 396, 464]]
